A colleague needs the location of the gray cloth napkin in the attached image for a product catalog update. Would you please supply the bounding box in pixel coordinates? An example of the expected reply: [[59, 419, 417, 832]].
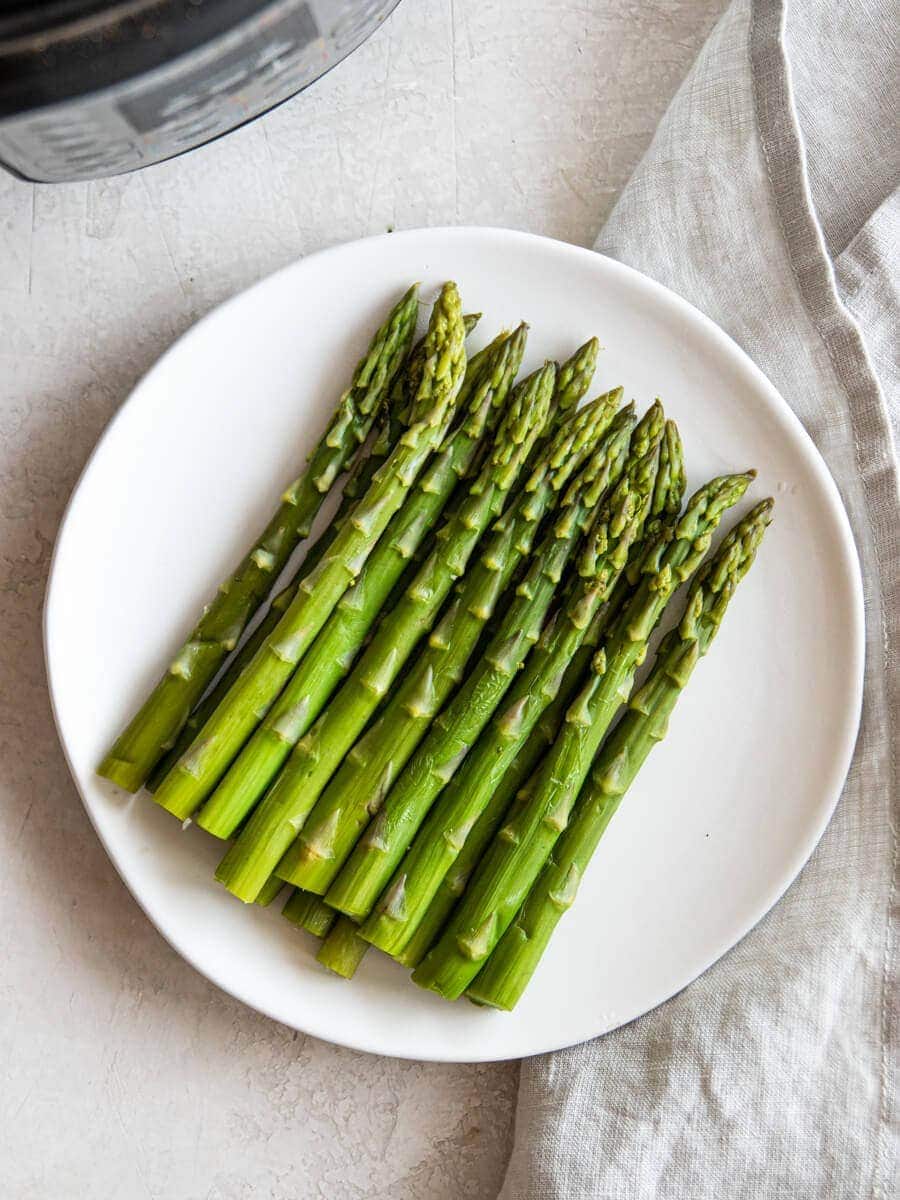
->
[[500, 1, 898, 1196]]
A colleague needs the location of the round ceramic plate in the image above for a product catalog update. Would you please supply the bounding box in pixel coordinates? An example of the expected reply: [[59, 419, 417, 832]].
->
[[45, 227, 864, 1062]]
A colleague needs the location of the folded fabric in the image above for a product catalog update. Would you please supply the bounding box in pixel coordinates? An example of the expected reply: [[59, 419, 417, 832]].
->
[[500, 0, 898, 1195]]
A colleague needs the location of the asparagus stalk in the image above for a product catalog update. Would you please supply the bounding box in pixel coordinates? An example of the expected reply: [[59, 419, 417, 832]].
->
[[194, 327, 528, 838], [550, 338, 600, 429], [348, 422, 657, 974], [253, 874, 286, 907], [395, 420, 686, 969], [98, 286, 419, 793], [394, 729, 544, 969], [648, 419, 687, 538], [569, 416, 687, 664], [214, 363, 574, 902], [153, 283, 467, 821], [326, 404, 639, 922], [146, 313, 484, 793], [280, 392, 629, 901], [396, 638, 603, 972], [282, 888, 337, 938], [412, 470, 755, 999], [360, 403, 664, 953], [313, 410, 670, 975], [317, 916, 369, 978], [468, 499, 774, 1009]]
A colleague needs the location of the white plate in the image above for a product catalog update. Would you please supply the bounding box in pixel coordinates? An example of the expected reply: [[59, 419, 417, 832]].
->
[[45, 228, 864, 1062]]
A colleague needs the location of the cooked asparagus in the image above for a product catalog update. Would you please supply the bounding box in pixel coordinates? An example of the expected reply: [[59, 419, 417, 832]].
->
[[213, 363, 566, 902], [282, 889, 337, 938], [412, 470, 754, 999], [468, 499, 774, 1009], [360, 402, 664, 953], [194, 326, 527, 838], [153, 282, 466, 821], [326, 404, 641, 923], [316, 916, 369, 979], [283, 393, 630, 901], [99, 285, 419, 792]]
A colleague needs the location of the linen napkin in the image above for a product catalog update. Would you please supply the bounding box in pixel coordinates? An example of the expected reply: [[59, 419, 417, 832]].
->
[[500, 1, 898, 1195]]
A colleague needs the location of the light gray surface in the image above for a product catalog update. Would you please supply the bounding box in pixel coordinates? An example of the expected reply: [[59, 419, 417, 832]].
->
[[0, 2, 725, 1197]]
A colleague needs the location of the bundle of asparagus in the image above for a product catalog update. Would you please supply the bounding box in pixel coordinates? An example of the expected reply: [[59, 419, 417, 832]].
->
[[192, 323, 529, 836], [466, 499, 774, 1009], [218, 375, 614, 901], [99, 281, 772, 1012], [324, 404, 647, 923], [358, 401, 666, 953], [100, 284, 420, 793], [145, 310, 486, 793], [411, 470, 755, 999]]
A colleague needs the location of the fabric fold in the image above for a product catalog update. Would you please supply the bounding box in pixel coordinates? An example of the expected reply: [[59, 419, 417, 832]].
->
[[500, 1, 897, 1196]]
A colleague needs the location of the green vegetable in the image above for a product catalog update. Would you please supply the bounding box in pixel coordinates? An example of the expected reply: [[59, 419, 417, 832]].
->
[[395, 418, 686, 969], [327, 403, 639, 923], [194, 326, 528, 838], [98, 285, 419, 793], [394, 725, 545, 969], [281, 390, 627, 902], [317, 916, 369, 979], [549, 338, 600, 428], [153, 282, 466, 821], [282, 889, 337, 938], [253, 875, 286, 907], [569, 416, 687, 662], [468, 499, 774, 1009], [145, 313, 484, 794], [361, 402, 663, 953], [412, 470, 754, 999], [214, 362, 565, 902]]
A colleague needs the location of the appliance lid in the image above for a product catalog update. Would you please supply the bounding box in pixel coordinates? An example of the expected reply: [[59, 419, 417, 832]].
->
[[0, 1, 276, 118]]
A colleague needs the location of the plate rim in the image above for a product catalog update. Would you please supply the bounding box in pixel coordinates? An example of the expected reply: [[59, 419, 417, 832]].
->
[[43, 225, 866, 1062]]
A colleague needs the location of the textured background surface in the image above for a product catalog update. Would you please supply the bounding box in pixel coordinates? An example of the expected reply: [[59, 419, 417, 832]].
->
[[0, 2, 723, 1196]]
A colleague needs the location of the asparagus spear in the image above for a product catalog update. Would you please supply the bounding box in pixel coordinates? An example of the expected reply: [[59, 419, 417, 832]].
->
[[326, 404, 639, 922], [322, 413, 647, 977], [550, 338, 600, 428], [256, 387, 617, 901], [310, 410, 669, 976], [567, 416, 687, 665], [282, 888, 337, 938], [538, 416, 685, 736], [317, 916, 369, 978], [98, 286, 420, 793], [194, 327, 528, 838], [360, 403, 663, 953], [648, 419, 687, 539], [412, 470, 755, 999], [253, 874, 286, 907], [468, 499, 774, 1009], [280, 393, 629, 901], [395, 420, 686, 969], [214, 363, 573, 902], [394, 730, 543, 969], [153, 283, 467, 821], [146, 313, 484, 794]]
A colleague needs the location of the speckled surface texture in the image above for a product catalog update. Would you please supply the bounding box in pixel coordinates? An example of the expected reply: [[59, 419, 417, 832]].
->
[[0, 3, 722, 1195]]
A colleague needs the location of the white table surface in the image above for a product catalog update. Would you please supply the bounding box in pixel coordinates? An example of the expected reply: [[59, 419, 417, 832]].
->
[[0, 3, 723, 1196]]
